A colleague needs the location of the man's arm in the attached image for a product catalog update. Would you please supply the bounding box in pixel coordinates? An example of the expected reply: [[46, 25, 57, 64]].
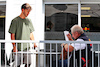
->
[[61, 43, 74, 52], [30, 32, 37, 48], [11, 33, 18, 52]]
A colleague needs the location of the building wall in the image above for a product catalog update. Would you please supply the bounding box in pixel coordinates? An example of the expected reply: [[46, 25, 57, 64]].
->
[[6, 0, 44, 66]]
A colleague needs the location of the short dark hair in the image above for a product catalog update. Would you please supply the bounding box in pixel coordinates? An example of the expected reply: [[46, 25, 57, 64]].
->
[[21, 3, 32, 10], [47, 21, 53, 26]]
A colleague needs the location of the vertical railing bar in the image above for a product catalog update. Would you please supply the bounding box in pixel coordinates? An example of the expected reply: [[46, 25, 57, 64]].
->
[[80, 43, 81, 67], [98, 44, 99, 67], [33, 42, 34, 67], [0, 43, 1, 67], [86, 43, 87, 67], [50, 43, 52, 67], [27, 43, 28, 67], [38, 42, 40, 67], [74, 43, 75, 67], [56, 43, 58, 67], [5, 43, 6, 67], [92, 44, 94, 67], [15, 43, 17, 67], [10, 52, 12, 67], [44, 43, 46, 67], [62, 44, 63, 67], [68, 43, 69, 67], [61, 44, 63, 67], [21, 43, 23, 65]]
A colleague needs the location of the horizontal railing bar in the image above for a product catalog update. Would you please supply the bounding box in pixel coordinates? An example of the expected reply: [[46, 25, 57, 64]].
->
[[13, 52, 61, 54], [0, 40, 100, 44], [40, 40, 100, 44], [0, 40, 38, 43]]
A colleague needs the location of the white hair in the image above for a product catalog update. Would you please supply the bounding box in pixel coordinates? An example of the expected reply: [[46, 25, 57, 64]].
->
[[71, 25, 84, 34]]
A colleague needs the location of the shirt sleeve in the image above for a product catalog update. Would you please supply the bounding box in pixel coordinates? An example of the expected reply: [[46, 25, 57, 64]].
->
[[29, 19, 34, 33], [8, 19, 17, 34], [71, 39, 86, 51]]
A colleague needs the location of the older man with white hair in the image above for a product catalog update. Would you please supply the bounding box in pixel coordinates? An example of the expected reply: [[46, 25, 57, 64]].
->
[[61, 25, 91, 67]]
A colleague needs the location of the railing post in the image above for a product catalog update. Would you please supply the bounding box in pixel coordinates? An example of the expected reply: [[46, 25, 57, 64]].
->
[[16, 43, 17, 67], [21, 43, 23, 65], [92, 44, 94, 67], [80, 43, 81, 67], [74, 43, 75, 67], [68, 43, 69, 67], [98, 44, 99, 67], [86, 44, 87, 67], [50, 43, 52, 67], [0, 43, 1, 67], [56, 43, 58, 67], [44, 43, 46, 67], [62, 44, 63, 67], [27, 43, 28, 67], [38, 42, 40, 67], [5, 43, 6, 67]]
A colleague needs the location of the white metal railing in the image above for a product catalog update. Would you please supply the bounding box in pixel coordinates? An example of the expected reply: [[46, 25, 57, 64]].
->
[[0, 40, 100, 67]]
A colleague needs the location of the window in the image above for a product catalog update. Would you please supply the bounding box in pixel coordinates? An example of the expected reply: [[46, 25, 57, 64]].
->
[[81, 4, 100, 32], [0, 5, 5, 40], [45, 4, 78, 40]]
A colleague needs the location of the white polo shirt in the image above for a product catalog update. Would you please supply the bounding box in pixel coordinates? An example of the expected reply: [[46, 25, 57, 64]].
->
[[71, 39, 86, 51]]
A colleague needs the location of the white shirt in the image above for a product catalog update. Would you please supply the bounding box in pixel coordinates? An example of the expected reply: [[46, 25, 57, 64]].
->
[[71, 39, 86, 51]]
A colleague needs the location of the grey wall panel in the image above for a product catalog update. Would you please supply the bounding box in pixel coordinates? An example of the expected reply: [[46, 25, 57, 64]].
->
[[81, 0, 100, 3], [44, 0, 79, 2]]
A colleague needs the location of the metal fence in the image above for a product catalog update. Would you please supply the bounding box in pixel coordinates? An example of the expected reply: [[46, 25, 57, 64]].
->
[[0, 40, 100, 67]]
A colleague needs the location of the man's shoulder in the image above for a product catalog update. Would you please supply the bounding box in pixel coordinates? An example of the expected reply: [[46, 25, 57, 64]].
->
[[12, 16, 19, 22], [25, 17, 31, 21], [76, 39, 84, 41]]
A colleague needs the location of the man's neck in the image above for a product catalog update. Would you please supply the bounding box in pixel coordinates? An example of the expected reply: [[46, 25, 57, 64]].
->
[[19, 13, 25, 19]]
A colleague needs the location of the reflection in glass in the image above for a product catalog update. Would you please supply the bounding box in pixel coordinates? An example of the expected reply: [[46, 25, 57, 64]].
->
[[45, 4, 78, 40], [81, 4, 100, 32]]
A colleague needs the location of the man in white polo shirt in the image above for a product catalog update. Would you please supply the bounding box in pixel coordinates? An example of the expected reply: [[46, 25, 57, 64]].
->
[[61, 25, 91, 67]]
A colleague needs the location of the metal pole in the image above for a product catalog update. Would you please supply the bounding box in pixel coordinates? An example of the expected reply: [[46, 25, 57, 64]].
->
[[86, 44, 88, 67], [74, 43, 75, 67], [16, 43, 17, 67], [27, 43, 28, 67], [80, 43, 81, 67], [38, 43, 40, 67], [21, 43, 23, 65], [68, 44, 69, 67], [92, 44, 94, 67], [62, 44, 63, 67], [44, 43, 46, 67], [78, 1, 81, 26], [0, 43, 1, 67], [50, 43, 52, 67], [98, 44, 99, 67], [5, 43, 6, 67], [56, 43, 58, 67]]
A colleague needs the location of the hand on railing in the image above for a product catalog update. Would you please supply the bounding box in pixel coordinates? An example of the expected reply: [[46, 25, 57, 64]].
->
[[61, 43, 65, 47], [32, 43, 37, 49], [13, 46, 18, 52]]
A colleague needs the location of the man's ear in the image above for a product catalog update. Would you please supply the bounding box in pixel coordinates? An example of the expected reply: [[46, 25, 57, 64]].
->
[[22, 9, 24, 11]]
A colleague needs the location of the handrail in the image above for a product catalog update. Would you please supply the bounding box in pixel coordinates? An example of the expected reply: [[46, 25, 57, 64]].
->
[[40, 40, 100, 44], [0, 40, 100, 44], [0, 40, 38, 43]]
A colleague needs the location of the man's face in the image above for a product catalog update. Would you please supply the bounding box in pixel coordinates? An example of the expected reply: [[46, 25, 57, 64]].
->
[[71, 31, 78, 39], [23, 8, 31, 17]]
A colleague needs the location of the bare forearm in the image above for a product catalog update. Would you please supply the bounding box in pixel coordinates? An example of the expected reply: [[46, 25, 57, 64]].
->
[[30, 33, 35, 41], [30, 33, 37, 48], [64, 44, 74, 52], [11, 33, 16, 47]]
